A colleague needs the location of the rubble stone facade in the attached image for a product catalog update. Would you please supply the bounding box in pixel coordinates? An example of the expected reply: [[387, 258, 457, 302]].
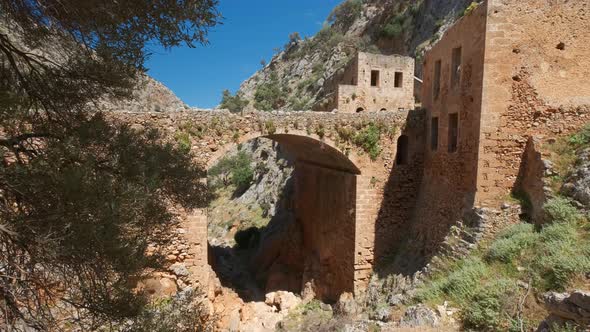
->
[[416, 0, 590, 254], [110, 109, 424, 301], [321, 52, 415, 113], [109, 0, 590, 304]]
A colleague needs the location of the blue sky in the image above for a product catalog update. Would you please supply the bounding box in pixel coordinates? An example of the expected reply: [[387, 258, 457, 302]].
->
[[145, 0, 341, 109]]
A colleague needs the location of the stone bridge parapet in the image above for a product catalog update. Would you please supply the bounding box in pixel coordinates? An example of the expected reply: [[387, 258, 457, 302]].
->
[[108, 109, 425, 299]]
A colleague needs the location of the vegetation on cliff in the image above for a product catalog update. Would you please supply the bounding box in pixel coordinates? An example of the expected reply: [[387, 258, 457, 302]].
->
[[236, 0, 481, 112], [413, 127, 590, 331]]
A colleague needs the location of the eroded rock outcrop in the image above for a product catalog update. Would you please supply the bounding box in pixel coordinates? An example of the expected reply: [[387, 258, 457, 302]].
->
[[538, 290, 590, 330], [562, 148, 590, 209]]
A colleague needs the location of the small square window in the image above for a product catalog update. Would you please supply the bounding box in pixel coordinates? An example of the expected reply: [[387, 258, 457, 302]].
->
[[371, 70, 380, 87], [394, 72, 403, 88]]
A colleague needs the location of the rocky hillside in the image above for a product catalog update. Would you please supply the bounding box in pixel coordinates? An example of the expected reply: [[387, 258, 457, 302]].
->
[[101, 74, 188, 113], [207, 138, 294, 247], [237, 0, 481, 112]]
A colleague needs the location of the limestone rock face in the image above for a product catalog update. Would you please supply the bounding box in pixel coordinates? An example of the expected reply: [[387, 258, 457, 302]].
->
[[236, 0, 478, 112], [236, 138, 294, 218], [400, 304, 440, 328], [100, 74, 187, 113], [562, 148, 590, 208], [264, 291, 301, 313], [334, 292, 360, 316], [539, 290, 590, 328]]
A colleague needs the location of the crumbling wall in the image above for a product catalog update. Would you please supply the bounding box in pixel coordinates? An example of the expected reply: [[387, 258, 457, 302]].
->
[[322, 52, 415, 113], [109, 110, 417, 295], [514, 137, 553, 225], [475, 0, 590, 205]]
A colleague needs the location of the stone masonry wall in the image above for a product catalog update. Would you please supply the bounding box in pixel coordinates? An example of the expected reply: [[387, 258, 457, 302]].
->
[[514, 137, 553, 225], [476, 0, 590, 205], [321, 52, 415, 113], [108, 109, 423, 296], [412, 3, 488, 258], [295, 162, 356, 302]]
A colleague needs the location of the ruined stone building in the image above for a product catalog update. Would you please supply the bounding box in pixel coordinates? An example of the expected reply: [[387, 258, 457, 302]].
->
[[118, 0, 589, 309], [414, 0, 590, 253], [319, 52, 415, 113]]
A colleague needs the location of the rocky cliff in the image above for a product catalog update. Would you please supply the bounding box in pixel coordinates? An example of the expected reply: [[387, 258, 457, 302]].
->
[[101, 74, 188, 113], [237, 0, 481, 112]]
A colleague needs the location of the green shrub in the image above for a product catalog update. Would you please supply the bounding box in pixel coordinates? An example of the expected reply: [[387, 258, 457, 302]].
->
[[220, 89, 249, 113], [327, 0, 363, 28], [533, 221, 590, 290], [381, 20, 403, 38], [315, 124, 326, 139], [567, 124, 590, 147], [289, 96, 310, 111], [174, 131, 191, 153], [254, 72, 288, 111], [264, 120, 277, 135], [287, 32, 301, 45], [486, 223, 538, 263], [380, 2, 423, 39], [353, 123, 382, 160], [415, 257, 488, 304], [126, 290, 213, 332], [441, 258, 488, 302], [462, 279, 517, 331], [463, 2, 479, 17], [209, 151, 254, 192], [544, 197, 582, 224], [336, 124, 354, 141]]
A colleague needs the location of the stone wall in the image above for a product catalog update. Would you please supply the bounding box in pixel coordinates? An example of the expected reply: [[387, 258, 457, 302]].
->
[[108, 109, 423, 297], [476, 0, 590, 205], [295, 162, 356, 302], [413, 3, 488, 257], [320, 52, 415, 113], [514, 137, 553, 225]]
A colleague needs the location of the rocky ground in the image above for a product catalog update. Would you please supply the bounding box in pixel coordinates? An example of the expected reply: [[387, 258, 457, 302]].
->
[[204, 138, 302, 330]]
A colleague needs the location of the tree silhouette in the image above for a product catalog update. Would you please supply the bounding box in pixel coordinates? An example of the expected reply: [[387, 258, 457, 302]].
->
[[0, 0, 220, 329]]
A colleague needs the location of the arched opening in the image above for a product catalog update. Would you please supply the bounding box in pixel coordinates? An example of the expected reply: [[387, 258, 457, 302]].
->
[[380, 108, 387, 112], [356, 107, 365, 113], [396, 135, 409, 165], [206, 134, 360, 305]]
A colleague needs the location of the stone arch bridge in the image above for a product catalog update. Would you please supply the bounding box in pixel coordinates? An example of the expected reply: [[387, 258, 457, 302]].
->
[[112, 109, 424, 301]]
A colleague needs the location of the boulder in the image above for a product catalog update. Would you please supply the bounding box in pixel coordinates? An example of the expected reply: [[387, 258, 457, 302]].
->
[[562, 149, 590, 207], [264, 291, 301, 312], [170, 262, 190, 277], [400, 304, 440, 328], [334, 292, 360, 316], [541, 290, 590, 326], [140, 277, 178, 299]]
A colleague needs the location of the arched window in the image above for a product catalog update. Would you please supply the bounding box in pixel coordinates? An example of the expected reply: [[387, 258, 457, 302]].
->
[[380, 108, 387, 112], [396, 135, 409, 165], [356, 107, 365, 113]]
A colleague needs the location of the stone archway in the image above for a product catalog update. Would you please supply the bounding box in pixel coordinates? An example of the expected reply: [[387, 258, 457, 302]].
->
[[203, 132, 361, 302], [110, 109, 423, 300]]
